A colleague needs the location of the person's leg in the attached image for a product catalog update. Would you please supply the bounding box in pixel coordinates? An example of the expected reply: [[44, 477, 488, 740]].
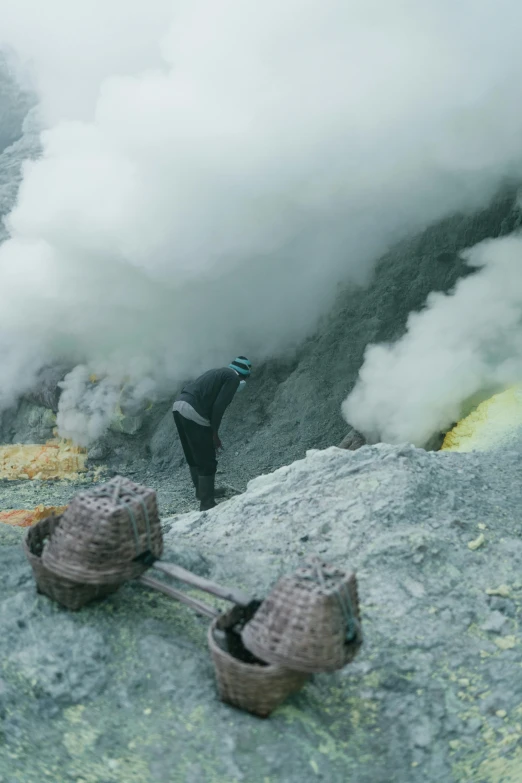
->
[[173, 412, 200, 498], [190, 428, 229, 499], [173, 412, 196, 465], [198, 475, 216, 510], [188, 466, 200, 498], [197, 431, 218, 510], [181, 420, 217, 510]]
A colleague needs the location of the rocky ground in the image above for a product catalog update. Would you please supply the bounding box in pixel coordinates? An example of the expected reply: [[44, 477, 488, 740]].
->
[[1, 442, 522, 782]]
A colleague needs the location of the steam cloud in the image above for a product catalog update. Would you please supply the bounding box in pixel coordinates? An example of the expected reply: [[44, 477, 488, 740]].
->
[[2, 0, 522, 444], [344, 229, 522, 446]]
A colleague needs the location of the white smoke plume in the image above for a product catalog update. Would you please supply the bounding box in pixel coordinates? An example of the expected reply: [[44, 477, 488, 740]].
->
[[344, 230, 522, 445], [56, 365, 159, 446], [2, 0, 522, 444], [56, 366, 123, 447]]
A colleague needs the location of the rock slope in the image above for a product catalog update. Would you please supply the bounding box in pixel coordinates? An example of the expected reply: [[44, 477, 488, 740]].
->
[[1, 442, 522, 782]]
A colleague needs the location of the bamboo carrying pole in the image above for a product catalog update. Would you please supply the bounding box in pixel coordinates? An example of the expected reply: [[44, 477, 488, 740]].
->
[[135, 551, 255, 618], [138, 573, 218, 618], [148, 559, 252, 607]]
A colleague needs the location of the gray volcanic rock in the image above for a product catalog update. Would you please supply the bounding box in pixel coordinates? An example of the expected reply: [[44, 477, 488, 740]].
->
[[0, 57, 39, 249], [338, 427, 366, 450], [25, 365, 72, 413], [1, 442, 522, 781], [0, 106, 40, 243], [11, 400, 56, 443], [0, 55, 34, 156]]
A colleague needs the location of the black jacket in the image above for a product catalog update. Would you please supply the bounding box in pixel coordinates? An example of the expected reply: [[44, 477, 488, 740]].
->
[[177, 368, 240, 432]]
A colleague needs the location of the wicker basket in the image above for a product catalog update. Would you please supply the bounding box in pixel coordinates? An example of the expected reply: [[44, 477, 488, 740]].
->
[[42, 476, 163, 585], [23, 514, 120, 611], [241, 557, 363, 673], [208, 605, 309, 718]]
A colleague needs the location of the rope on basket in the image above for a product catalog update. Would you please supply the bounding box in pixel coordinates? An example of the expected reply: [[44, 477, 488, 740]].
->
[[311, 559, 359, 644], [89, 478, 153, 555]]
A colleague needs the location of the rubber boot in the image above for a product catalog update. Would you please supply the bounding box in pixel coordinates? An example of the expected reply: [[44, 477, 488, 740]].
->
[[191, 466, 226, 499], [199, 474, 217, 511], [214, 483, 228, 498], [189, 466, 200, 499]]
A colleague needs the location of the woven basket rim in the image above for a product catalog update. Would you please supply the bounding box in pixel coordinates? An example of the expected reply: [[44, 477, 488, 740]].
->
[[208, 615, 304, 675], [41, 552, 149, 585], [23, 512, 61, 551], [241, 627, 362, 673], [23, 514, 122, 609]]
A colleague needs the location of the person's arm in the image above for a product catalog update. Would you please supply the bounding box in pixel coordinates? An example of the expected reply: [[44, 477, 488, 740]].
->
[[210, 375, 240, 435]]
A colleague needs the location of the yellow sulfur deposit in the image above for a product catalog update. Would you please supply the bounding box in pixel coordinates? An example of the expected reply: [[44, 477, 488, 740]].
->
[[0, 439, 87, 480], [0, 505, 68, 527], [441, 386, 522, 453]]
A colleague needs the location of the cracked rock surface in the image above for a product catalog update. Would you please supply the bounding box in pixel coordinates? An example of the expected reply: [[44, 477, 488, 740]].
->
[[1, 442, 522, 782]]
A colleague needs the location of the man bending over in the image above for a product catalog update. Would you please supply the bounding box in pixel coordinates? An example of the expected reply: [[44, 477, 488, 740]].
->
[[173, 356, 252, 510]]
